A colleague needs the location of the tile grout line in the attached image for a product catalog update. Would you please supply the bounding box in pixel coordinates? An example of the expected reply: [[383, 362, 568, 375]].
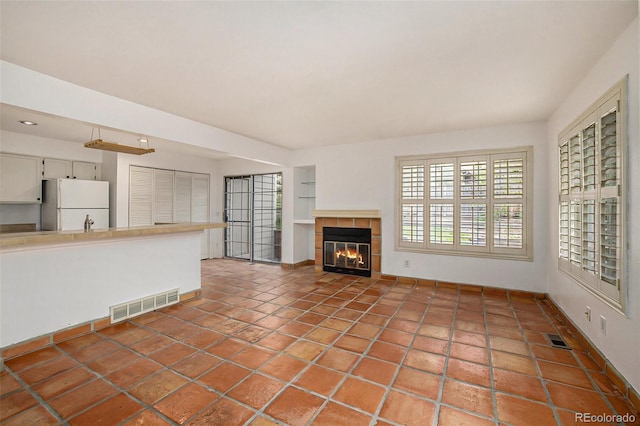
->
[[483, 294, 506, 426], [300, 276, 400, 426], [1, 363, 66, 424], [431, 286, 462, 426]]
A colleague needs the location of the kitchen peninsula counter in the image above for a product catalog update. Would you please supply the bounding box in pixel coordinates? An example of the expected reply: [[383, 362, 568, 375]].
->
[[0, 222, 225, 353], [0, 222, 226, 249]]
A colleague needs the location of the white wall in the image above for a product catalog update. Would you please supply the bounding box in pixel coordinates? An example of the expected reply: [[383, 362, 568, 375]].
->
[[292, 121, 548, 291], [546, 17, 639, 393], [0, 61, 292, 166]]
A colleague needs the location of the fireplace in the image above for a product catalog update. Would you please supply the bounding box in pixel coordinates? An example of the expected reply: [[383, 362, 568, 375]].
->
[[314, 211, 381, 278], [323, 227, 372, 277]]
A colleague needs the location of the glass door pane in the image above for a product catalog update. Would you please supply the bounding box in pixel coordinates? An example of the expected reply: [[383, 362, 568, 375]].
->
[[224, 176, 251, 260], [252, 173, 282, 263], [224, 173, 282, 264]]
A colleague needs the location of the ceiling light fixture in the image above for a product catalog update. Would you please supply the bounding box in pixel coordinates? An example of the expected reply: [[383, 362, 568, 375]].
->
[[19, 120, 38, 126], [84, 128, 155, 155]]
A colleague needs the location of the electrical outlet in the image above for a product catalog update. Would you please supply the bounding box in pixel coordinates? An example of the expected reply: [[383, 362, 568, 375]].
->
[[403, 259, 410, 268], [600, 315, 606, 335], [585, 306, 591, 322]]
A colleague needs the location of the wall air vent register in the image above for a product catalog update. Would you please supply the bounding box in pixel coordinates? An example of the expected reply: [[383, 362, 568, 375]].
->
[[110, 288, 179, 323]]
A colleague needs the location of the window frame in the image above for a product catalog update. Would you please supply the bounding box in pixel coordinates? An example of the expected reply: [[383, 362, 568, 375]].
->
[[396, 146, 533, 261], [557, 77, 627, 313]]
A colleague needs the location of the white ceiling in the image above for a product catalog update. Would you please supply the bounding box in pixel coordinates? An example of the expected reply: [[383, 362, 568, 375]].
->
[[0, 1, 637, 151]]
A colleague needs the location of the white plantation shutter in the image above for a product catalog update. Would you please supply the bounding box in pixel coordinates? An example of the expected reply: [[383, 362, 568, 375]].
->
[[153, 169, 174, 223], [493, 158, 523, 198], [569, 134, 582, 194], [559, 202, 570, 261], [174, 171, 192, 222], [492, 153, 526, 254], [191, 174, 209, 222], [582, 199, 597, 277], [557, 78, 626, 312], [398, 160, 426, 247], [582, 123, 597, 192], [458, 159, 487, 251], [460, 204, 486, 247], [397, 147, 532, 260], [129, 166, 153, 226], [569, 200, 582, 269], [429, 204, 453, 245], [427, 160, 455, 249]]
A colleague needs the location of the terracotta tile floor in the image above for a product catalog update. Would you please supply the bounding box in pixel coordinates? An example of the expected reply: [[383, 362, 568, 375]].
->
[[1, 259, 638, 425]]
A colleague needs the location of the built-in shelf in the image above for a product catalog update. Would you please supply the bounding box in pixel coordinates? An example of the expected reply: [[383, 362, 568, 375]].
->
[[293, 166, 316, 262]]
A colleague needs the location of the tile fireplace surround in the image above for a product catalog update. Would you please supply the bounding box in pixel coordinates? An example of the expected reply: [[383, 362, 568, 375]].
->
[[313, 210, 382, 278]]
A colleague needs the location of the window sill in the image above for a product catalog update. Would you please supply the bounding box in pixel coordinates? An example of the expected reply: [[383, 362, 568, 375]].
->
[[395, 245, 533, 262]]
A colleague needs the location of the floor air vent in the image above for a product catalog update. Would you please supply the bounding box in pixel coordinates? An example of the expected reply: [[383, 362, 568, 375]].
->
[[110, 288, 179, 323], [546, 333, 571, 350]]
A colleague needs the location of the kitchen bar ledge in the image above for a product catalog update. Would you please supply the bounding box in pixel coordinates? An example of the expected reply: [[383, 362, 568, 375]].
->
[[0, 222, 226, 249], [0, 222, 225, 350]]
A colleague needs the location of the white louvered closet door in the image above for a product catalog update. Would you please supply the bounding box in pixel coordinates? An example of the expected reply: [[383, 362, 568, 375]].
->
[[129, 166, 153, 226], [153, 169, 175, 224], [192, 173, 210, 259], [174, 171, 192, 222]]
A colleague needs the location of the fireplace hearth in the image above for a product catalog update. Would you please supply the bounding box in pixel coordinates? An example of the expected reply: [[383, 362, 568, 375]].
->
[[323, 227, 371, 277]]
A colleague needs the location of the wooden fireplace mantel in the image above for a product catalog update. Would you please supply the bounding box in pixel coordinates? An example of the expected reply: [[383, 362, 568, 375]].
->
[[312, 209, 381, 219]]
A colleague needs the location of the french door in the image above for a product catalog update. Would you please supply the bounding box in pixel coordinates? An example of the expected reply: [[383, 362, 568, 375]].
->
[[224, 173, 282, 263]]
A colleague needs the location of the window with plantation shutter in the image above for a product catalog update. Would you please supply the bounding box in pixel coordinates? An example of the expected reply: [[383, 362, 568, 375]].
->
[[399, 161, 425, 246], [557, 77, 626, 313], [397, 146, 532, 260]]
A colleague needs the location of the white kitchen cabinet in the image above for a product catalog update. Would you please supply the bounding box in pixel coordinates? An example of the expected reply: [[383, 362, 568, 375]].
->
[[43, 158, 100, 180], [72, 161, 100, 180], [43, 158, 72, 179], [0, 153, 42, 203]]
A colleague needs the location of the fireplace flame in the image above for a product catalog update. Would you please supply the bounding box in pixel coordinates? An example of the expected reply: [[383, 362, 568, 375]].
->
[[335, 248, 365, 266]]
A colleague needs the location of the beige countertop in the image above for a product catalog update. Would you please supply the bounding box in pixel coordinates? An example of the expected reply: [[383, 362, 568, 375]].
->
[[0, 222, 226, 248]]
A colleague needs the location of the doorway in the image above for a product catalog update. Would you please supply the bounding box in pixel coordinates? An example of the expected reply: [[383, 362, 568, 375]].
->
[[224, 173, 282, 263]]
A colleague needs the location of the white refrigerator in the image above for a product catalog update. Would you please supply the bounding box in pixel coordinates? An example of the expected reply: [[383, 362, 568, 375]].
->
[[42, 179, 109, 231]]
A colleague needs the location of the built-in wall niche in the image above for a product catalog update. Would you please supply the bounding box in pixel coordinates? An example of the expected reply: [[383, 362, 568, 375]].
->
[[294, 165, 315, 224], [292, 165, 316, 264]]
